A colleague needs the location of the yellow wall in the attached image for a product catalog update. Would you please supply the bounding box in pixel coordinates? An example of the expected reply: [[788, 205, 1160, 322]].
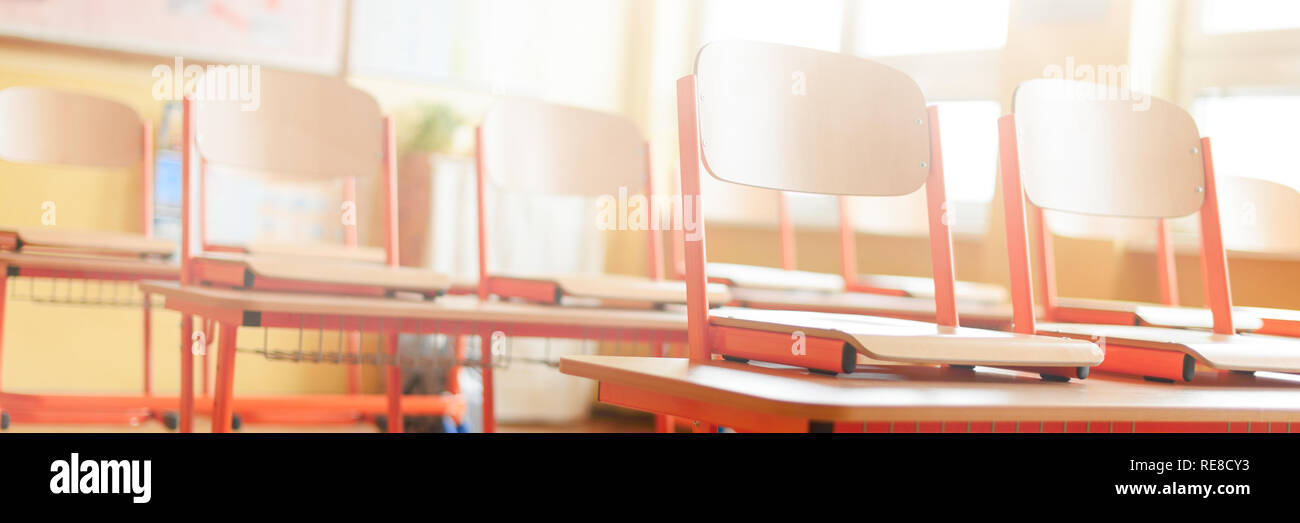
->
[[0, 42, 372, 395]]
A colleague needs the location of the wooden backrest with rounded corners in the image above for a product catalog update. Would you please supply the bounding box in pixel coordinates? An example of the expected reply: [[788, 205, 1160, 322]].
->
[[693, 40, 932, 196], [195, 69, 383, 180], [1217, 176, 1300, 254], [0, 87, 142, 168], [479, 98, 647, 196], [1012, 78, 1205, 218]]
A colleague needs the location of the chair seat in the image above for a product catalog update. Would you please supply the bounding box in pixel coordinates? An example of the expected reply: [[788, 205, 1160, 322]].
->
[[703, 262, 1008, 305], [1235, 306, 1300, 337], [706, 262, 844, 292], [493, 272, 731, 305], [710, 307, 1102, 367], [1037, 322, 1300, 373], [728, 287, 1025, 330], [194, 253, 451, 294], [0, 227, 173, 257], [208, 241, 387, 264], [1238, 306, 1300, 322], [856, 273, 1008, 304], [0, 251, 178, 278], [1055, 297, 1263, 330]]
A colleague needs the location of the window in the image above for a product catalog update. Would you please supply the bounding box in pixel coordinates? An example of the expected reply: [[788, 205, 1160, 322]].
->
[[349, 0, 459, 82], [1200, 0, 1300, 35], [1191, 93, 1300, 190], [933, 100, 1002, 203], [350, 0, 629, 110], [854, 0, 1009, 56], [700, 0, 844, 51]]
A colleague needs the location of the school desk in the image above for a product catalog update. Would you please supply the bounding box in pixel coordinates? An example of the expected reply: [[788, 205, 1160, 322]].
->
[[560, 355, 1300, 433], [139, 280, 694, 433]]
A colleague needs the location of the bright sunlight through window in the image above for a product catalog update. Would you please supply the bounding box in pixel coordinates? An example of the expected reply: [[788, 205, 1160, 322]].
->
[[701, 0, 844, 52], [855, 0, 1010, 56], [1191, 94, 1300, 190], [1201, 0, 1300, 35], [935, 100, 1002, 202]]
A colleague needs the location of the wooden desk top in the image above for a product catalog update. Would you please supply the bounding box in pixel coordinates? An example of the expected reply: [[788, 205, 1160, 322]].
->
[[498, 272, 731, 304], [240, 242, 387, 264], [0, 251, 178, 277], [196, 252, 452, 292], [1056, 297, 1264, 331], [3, 227, 174, 257], [138, 280, 691, 330], [560, 355, 1300, 422]]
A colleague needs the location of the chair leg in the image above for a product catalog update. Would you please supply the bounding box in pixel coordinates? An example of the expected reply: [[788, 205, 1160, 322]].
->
[[179, 315, 194, 433], [383, 324, 403, 433], [202, 318, 213, 397], [142, 292, 152, 396], [0, 271, 8, 424], [211, 321, 238, 433], [479, 327, 495, 433]]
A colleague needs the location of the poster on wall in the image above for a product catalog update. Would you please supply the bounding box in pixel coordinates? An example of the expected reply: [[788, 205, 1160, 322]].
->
[[0, 0, 346, 73]]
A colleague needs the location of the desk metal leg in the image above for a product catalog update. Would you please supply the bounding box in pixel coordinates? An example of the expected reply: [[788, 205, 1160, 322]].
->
[[211, 321, 238, 433], [346, 331, 362, 394], [384, 325, 403, 433], [479, 327, 495, 433]]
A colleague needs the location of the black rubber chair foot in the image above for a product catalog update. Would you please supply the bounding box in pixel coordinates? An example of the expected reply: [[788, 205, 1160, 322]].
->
[[161, 411, 180, 431], [231, 413, 243, 431], [1, 411, 9, 430], [721, 355, 750, 364]]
